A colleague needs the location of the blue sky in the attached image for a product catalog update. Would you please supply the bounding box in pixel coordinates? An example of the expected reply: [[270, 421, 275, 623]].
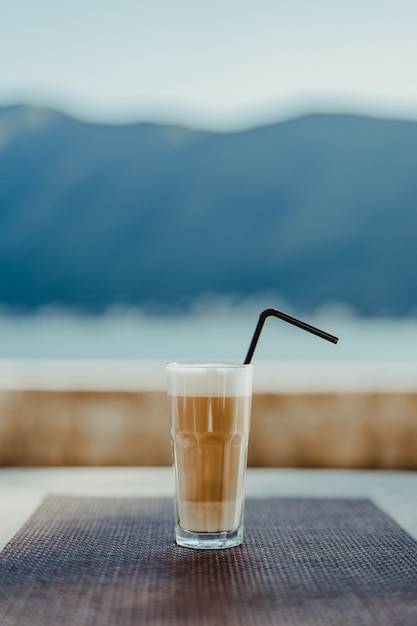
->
[[1, 0, 417, 130]]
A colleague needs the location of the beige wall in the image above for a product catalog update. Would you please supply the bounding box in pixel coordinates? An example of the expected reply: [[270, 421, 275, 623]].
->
[[1, 390, 416, 469]]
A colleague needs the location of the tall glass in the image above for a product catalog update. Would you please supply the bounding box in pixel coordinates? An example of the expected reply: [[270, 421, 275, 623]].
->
[[166, 362, 253, 549]]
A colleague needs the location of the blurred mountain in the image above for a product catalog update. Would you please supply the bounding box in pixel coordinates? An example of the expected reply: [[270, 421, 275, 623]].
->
[[0, 104, 416, 315]]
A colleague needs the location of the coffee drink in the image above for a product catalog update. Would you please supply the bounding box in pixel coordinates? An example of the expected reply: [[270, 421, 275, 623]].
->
[[166, 363, 253, 548], [170, 394, 251, 532]]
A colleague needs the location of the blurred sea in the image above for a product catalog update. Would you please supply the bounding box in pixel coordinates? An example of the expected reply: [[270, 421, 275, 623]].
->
[[0, 309, 416, 393], [0, 309, 416, 362]]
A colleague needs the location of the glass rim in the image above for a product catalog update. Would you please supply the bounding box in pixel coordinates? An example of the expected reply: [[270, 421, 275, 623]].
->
[[166, 361, 253, 369]]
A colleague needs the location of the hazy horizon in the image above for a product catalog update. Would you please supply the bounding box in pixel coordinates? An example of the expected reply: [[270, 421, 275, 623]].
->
[[1, 1, 417, 132], [3, 100, 417, 135]]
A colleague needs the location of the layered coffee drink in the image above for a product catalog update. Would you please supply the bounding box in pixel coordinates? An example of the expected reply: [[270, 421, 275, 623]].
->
[[166, 362, 253, 549]]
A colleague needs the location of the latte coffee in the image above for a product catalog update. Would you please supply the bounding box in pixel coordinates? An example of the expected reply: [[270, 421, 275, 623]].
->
[[166, 363, 253, 549]]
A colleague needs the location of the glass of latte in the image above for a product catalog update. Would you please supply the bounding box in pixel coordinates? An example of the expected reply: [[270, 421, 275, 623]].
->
[[166, 362, 253, 549]]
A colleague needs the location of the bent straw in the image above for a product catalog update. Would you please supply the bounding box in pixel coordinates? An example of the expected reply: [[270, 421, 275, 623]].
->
[[244, 308, 338, 364]]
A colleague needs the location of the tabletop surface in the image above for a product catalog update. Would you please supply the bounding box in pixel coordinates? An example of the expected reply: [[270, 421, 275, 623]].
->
[[1, 467, 417, 553]]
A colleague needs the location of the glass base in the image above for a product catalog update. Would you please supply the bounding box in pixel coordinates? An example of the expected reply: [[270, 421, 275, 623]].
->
[[175, 525, 243, 550]]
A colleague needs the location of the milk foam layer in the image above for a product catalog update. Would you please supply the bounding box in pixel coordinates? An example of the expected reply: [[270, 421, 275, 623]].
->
[[166, 362, 253, 398]]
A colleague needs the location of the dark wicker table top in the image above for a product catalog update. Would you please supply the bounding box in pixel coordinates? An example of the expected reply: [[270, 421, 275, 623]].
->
[[0, 495, 416, 625]]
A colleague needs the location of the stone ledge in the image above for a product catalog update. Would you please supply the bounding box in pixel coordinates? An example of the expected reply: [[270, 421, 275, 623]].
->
[[0, 390, 416, 469]]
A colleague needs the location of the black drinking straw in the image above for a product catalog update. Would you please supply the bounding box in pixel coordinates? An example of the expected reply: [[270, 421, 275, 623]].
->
[[244, 308, 338, 364]]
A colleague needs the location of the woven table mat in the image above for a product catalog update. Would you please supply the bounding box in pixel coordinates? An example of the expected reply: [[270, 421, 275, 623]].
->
[[0, 497, 416, 625]]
